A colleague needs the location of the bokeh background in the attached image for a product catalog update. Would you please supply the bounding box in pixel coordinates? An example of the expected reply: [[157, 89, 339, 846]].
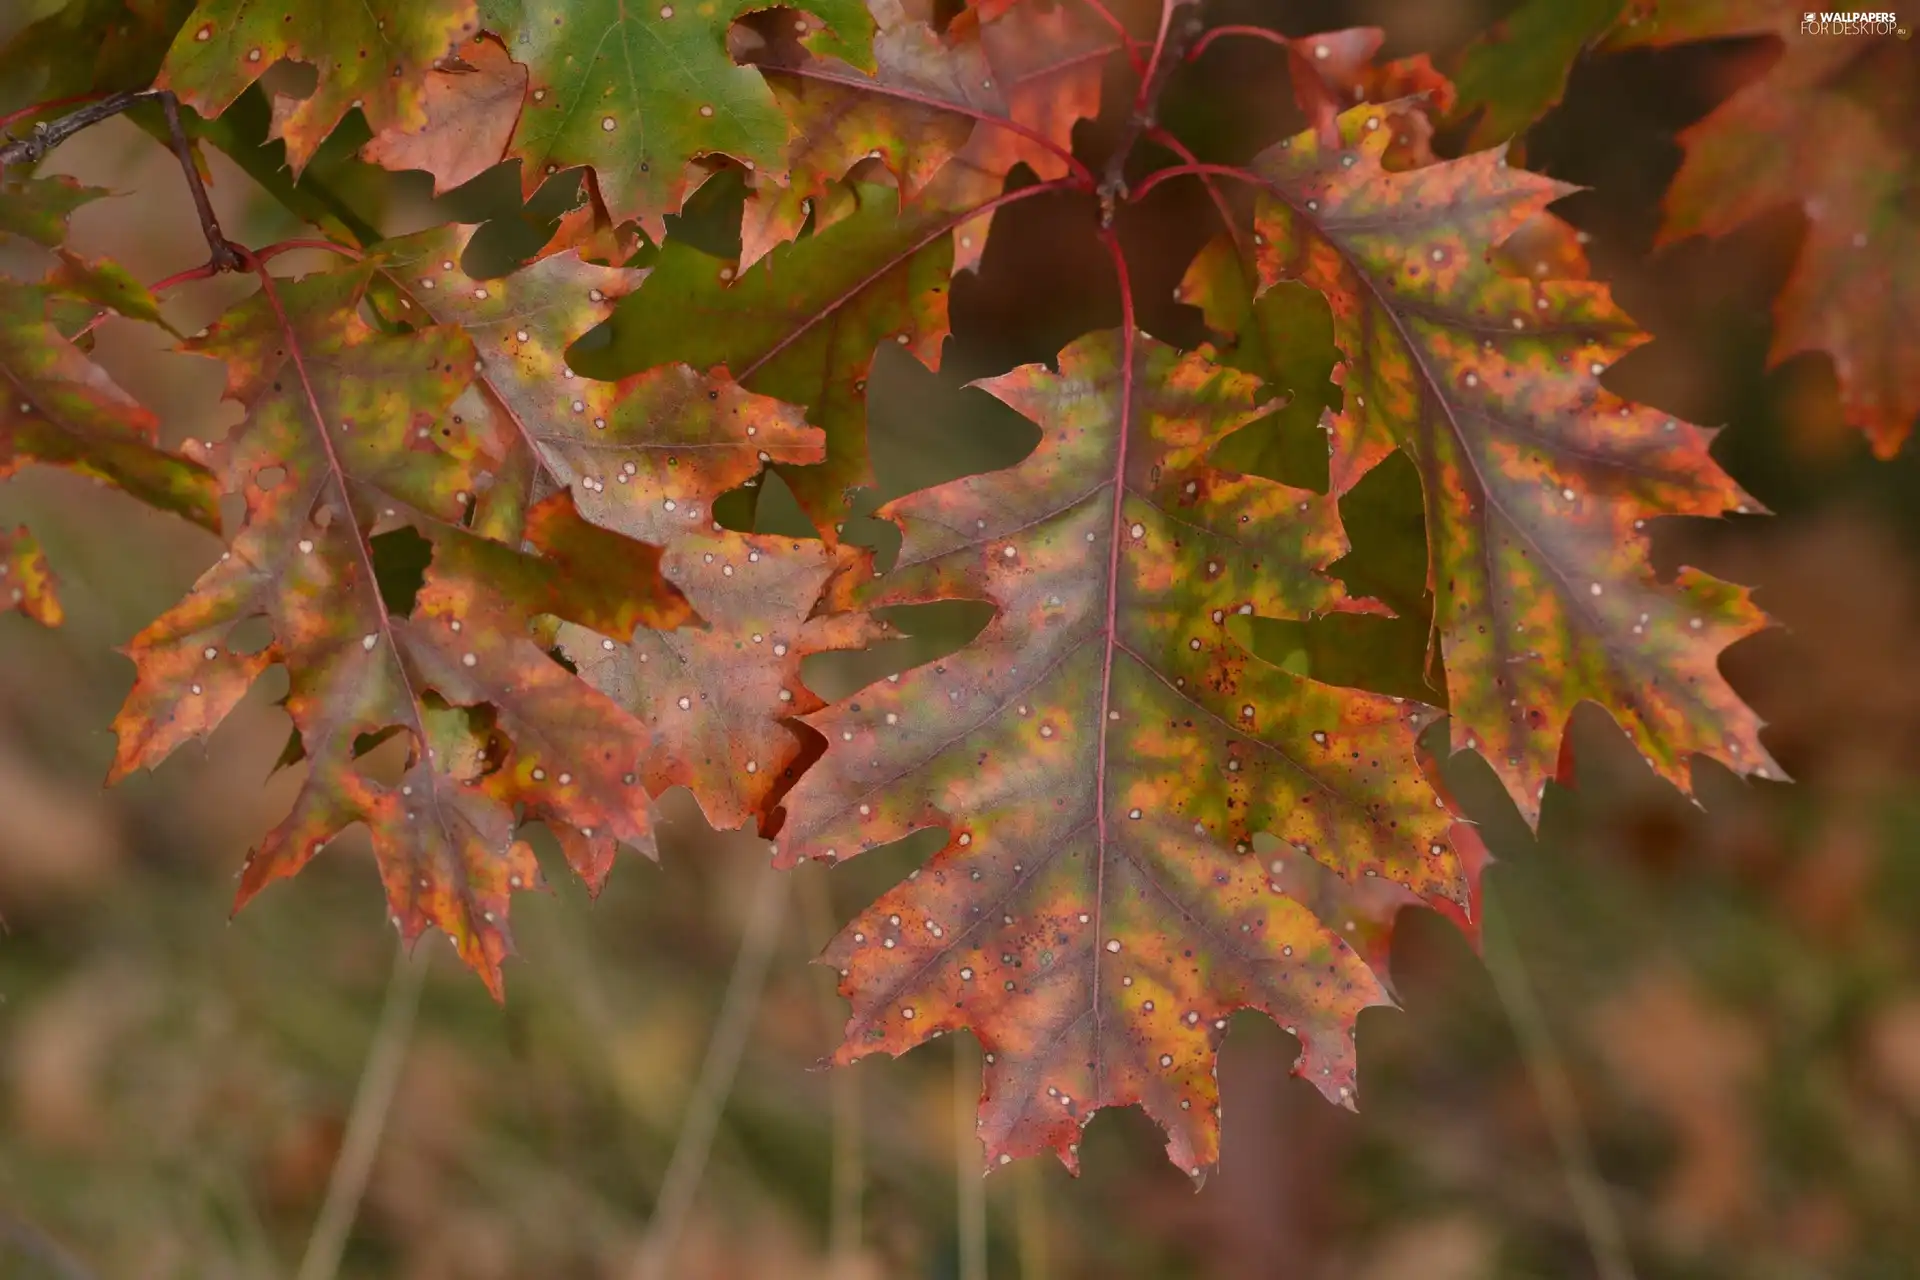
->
[[3, 0, 1918, 1276]]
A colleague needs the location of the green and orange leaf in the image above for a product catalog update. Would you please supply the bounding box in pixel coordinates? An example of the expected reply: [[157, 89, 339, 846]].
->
[[105, 257, 688, 995], [776, 329, 1473, 1177], [158, 0, 479, 175], [1247, 100, 1776, 824], [745, 0, 1112, 270], [1, 525, 62, 626], [593, 179, 956, 537], [371, 222, 876, 836], [1448, 0, 1629, 151], [1, 272, 219, 531], [528, 361, 884, 833]]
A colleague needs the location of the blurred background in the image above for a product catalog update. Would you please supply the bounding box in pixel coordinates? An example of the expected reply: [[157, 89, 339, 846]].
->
[[3, 0, 1918, 1276]]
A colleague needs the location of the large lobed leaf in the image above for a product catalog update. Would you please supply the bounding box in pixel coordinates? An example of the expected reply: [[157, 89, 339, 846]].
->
[[370, 224, 887, 839], [775, 329, 1474, 1177], [1239, 100, 1777, 824]]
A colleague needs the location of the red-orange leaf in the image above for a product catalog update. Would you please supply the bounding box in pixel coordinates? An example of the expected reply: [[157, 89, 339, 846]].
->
[[1450, 0, 1920, 456], [1247, 101, 1777, 824], [1614, 4, 1919, 458], [776, 330, 1471, 1178], [360, 32, 529, 196], [529, 362, 884, 832], [1283, 27, 1456, 169]]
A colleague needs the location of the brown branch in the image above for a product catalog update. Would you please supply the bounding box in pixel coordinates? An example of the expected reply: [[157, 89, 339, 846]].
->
[[0, 90, 155, 168], [157, 91, 244, 273], [0, 88, 250, 277]]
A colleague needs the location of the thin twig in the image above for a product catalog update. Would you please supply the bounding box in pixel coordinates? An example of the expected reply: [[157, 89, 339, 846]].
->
[[954, 1037, 988, 1280], [629, 862, 792, 1280], [0, 93, 113, 139], [1481, 888, 1637, 1280], [0, 90, 156, 169], [157, 91, 244, 273], [799, 871, 865, 1275], [294, 940, 432, 1280]]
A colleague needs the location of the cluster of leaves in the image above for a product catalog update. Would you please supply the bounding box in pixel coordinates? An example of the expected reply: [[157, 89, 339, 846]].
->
[[0, 0, 1903, 1178]]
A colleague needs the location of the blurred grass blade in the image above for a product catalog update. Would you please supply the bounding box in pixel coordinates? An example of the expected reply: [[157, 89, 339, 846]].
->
[[295, 940, 432, 1280], [631, 862, 791, 1280]]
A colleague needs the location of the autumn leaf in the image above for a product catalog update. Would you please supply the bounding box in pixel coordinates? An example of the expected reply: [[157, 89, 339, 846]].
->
[[745, 0, 1111, 270], [365, 220, 645, 536], [1, 272, 219, 532], [1246, 100, 1777, 824], [775, 329, 1472, 1177], [1, 525, 62, 626], [593, 179, 956, 537], [503, 359, 876, 833], [105, 257, 689, 994], [476, 0, 877, 235], [0, 175, 109, 249], [1451, 1, 1920, 457], [1449, 0, 1629, 151], [1177, 237, 1343, 490], [1610, 4, 1920, 458], [0, 0, 194, 110], [360, 32, 529, 196], [371, 222, 882, 836], [158, 0, 479, 174], [1278, 26, 1456, 169]]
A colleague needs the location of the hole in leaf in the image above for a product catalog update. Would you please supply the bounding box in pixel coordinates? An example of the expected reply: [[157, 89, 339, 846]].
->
[[370, 526, 432, 615]]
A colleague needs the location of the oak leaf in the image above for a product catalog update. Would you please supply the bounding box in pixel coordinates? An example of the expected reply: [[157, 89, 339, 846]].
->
[[776, 329, 1473, 1177], [105, 258, 691, 994], [1246, 101, 1777, 824], [158, 0, 479, 174], [745, 0, 1111, 271]]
